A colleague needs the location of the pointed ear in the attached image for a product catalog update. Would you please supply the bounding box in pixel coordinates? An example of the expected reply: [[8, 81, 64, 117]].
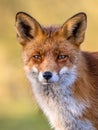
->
[[15, 12, 43, 45], [60, 12, 87, 45]]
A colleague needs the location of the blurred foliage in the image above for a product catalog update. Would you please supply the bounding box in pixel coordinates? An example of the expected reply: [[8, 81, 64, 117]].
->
[[0, 112, 50, 130], [0, 0, 98, 130]]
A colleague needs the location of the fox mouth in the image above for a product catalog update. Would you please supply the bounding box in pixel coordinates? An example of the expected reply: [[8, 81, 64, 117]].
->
[[41, 81, 53, 85], [39, 79, 57, 85]]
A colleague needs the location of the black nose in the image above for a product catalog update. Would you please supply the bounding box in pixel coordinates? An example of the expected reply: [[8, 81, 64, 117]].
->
[[43, 71, 52, 80]]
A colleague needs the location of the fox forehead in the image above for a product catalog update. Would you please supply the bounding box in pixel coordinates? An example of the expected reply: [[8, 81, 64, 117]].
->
[[23, 29, 78, 58]]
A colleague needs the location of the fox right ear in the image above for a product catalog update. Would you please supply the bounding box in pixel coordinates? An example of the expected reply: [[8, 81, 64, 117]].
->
[[60, 12, 87, 46], [15, 12, 43, 45]]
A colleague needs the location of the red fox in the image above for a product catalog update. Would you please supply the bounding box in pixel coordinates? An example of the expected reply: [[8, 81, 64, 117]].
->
[[15, 12, 98, 130]]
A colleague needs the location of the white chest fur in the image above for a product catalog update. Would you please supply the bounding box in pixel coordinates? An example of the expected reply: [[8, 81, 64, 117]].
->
[[30, 82, 95, 130]]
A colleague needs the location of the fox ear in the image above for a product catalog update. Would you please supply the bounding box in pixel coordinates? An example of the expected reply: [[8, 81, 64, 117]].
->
[[61, 12, 87, 45], [15, 12, 43, 45]]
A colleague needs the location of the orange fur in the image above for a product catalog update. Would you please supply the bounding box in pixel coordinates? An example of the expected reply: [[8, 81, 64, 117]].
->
[[15, 12, 98, 130]]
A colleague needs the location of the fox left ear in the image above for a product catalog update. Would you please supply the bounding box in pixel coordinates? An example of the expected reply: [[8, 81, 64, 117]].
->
[[60, 12, 87, 45], [15, 12, 43, 45]]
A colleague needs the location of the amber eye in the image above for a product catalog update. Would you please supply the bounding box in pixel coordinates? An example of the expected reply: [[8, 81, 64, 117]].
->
[[33, 55, 41, 60], [57, 55, 68, 60]]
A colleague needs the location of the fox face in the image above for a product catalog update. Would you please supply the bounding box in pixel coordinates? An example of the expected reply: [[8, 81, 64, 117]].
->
[[15, 12, 87, 87], [23, 39, 78, 86]]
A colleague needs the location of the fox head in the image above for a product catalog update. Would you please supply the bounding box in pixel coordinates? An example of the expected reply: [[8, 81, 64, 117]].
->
[[15, 12, 87, 86]]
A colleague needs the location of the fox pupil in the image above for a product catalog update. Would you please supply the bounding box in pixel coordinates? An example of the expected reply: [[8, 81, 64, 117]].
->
[[57, 55, 67, 60], [33, 55, 41, 59]]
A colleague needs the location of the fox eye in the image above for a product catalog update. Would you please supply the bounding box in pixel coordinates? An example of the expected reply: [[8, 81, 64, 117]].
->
[[57, 55, 68, 60], [33, 55, 41, 59]]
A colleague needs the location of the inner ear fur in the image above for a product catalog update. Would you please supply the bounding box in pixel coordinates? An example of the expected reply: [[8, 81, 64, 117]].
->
[[60, 12, 87, 45], [15, 12, 43, 45]]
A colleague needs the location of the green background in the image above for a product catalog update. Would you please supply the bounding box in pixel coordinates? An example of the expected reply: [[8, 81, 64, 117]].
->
[[0, 0, 98, 130]]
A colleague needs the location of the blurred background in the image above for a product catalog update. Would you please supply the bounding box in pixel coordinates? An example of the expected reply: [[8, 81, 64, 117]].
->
[[0, 0, 98, 130]]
